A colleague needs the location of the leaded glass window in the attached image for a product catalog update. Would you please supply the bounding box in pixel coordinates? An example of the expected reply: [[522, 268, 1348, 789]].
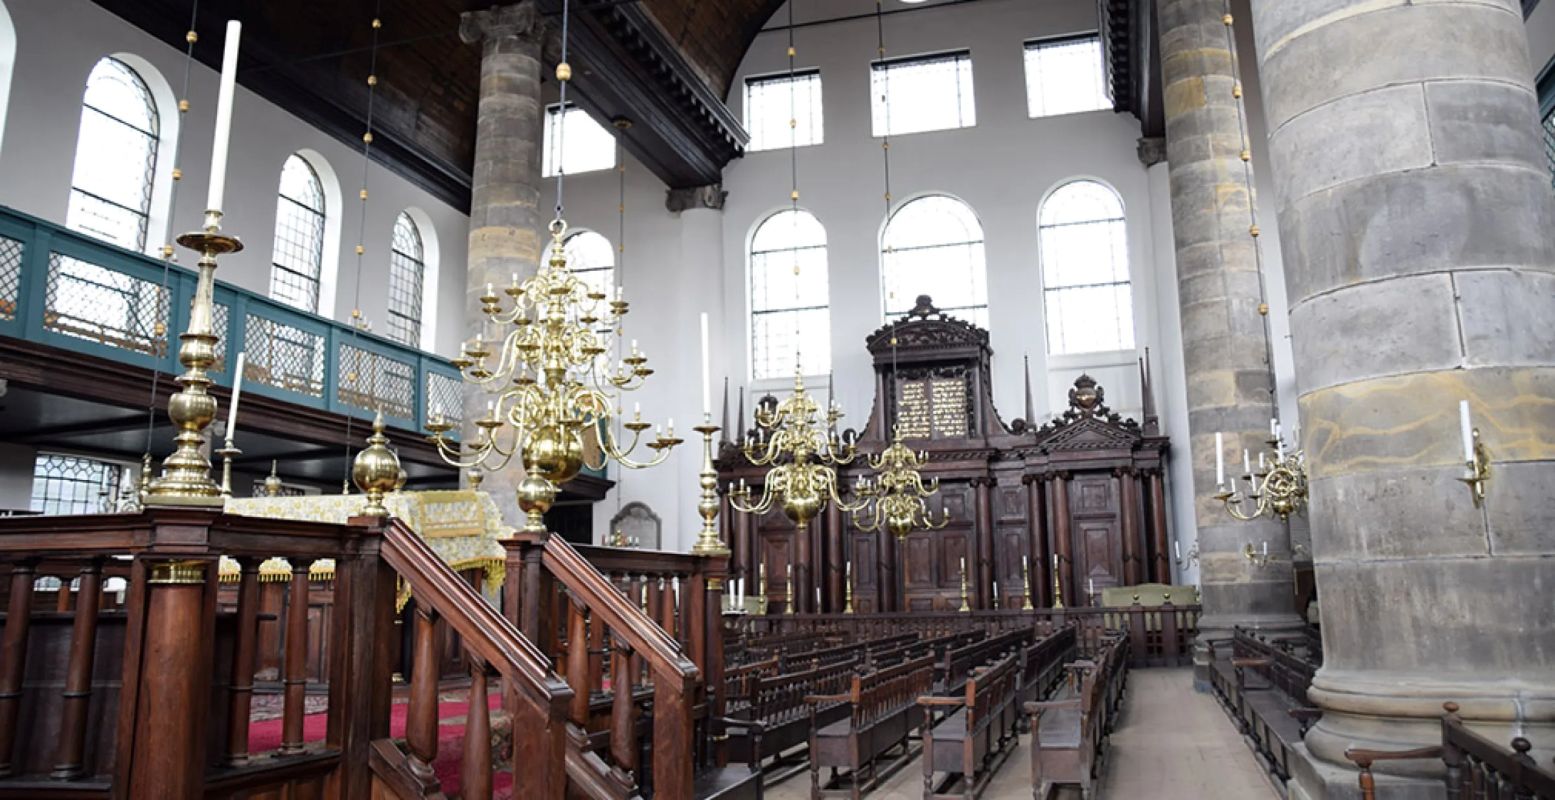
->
[[881, 196, 987, 327], [1024, 35, 1110, 118], [66, 57, 160, 250], [30, 453, 126, 515], [387, 212, 425, 346], [744, 70, 823, 151], [1040, 180, 1134, 354], [1543, 107, 1555, 186], [542, 104, 616, 178], [564, 230, 615, 302], [871, 51, 975, 137], [270, 154, 327, 313], [750, 209, 830, 379]]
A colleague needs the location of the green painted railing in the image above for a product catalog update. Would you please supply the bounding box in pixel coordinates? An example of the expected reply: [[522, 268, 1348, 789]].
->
[[0, 205, 464, 435]]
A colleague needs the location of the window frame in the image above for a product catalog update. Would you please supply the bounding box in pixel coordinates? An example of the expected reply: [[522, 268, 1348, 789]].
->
[[1037, 179, 1136, 357], [749, 208, 831, 381], [879, 194, 989, 328], [870, 49, 977, 138], [541, 102, 618, 178], [66, 56, 161, 252], [1022, 33, 1112, 119], [29, 452, 128, 515], [743, 68, 825, 152], [387, 211, 426, 347], [269, 153, 329, 314]]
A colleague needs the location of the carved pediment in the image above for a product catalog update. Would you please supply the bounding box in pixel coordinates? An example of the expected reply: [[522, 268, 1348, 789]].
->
[[865, 295, 988, 353], [1037, 416, 1141, 452]]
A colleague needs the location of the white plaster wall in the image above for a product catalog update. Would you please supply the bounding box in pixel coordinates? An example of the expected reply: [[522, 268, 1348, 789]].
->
[[1529, 2, 1555, 74], [0, 0, 469, 357], [0, 442, 35, 513]]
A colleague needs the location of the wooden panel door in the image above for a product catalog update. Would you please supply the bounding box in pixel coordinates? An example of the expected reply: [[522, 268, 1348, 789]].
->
[[849, 529, 880, 613], [758, 526, 794, 613], [1068, 473, 1123, 604]]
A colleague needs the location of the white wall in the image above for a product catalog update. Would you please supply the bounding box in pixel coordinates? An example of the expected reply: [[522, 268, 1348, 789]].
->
[[0, 0, 468, 357], [0, 442, 35, 512], [1529, 2, 1555, 78]]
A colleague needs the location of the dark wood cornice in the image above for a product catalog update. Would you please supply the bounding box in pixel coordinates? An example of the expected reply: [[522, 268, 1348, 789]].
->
[[1100, 0, 1164, 138]]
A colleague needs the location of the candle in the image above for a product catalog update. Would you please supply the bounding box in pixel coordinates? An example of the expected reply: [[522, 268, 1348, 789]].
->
[[1175, 541, 1182, 560], [1277, 435, 1285, 460], [510, 272, 518, 285], [486, 282, 494, 298], [206, 20, 243, 213], [1088, 578, 1094, 597], [1270, 418, 1278, 437], [634, 402, 640, 417], [1259, 452, 1266, 471], [959, 557, 966, 575], [631, 339, 638, 352], [1243, 449, 1251, 475], [1215, 432, 1225, 487], [667, 417, 674, 433], [225, 351, 246, 441], [700, 312, 711, 416], [1262, 541, 1268, 556], [1459, 400, 1474, 463]]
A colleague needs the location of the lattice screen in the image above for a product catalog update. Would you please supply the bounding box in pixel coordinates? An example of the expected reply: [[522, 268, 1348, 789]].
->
[[426, 371, 464, 429], [0, 235, 22, 322], [337, 341, 416, 420], [44, 252, 168, 356], [244, 315, 325, 398]]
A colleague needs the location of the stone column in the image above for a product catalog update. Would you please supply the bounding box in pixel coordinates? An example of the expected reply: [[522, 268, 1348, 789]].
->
[[668, 183, 726, 551], [458, 2, 547, 525], [1158, 0, 1303, 684], [1249, 0, 1555, 789]]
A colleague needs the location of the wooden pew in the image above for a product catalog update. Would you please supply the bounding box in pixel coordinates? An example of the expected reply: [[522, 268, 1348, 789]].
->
[[918, 652, 1022, 799], [937, 628, 1030, 694], [735, 656, 862, 768], [1019, 626, 1078, 709], [725, 656, 779, 715], [1024, 636, 1128, 800], [1345, 702, 1555, 800], [1208, 627, 1321, 783], [807, 654, 937, 799]]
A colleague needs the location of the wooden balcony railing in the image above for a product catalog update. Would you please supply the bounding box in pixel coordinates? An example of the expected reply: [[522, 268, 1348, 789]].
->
[[0, 508, 574, 800], [504, 532, 730, 798]]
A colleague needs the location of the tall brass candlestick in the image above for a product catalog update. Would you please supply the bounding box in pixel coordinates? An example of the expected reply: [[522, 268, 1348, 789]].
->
[[958, 561, 970, 613], [1021, 561, 1035, 611], [785, 570, 795, 616], [844, 562, 854, 614], [147, 212, 243, 505], [690, 416, 730, 556], [758, 563, 768, 615], [1051, 552, 1064, 610]]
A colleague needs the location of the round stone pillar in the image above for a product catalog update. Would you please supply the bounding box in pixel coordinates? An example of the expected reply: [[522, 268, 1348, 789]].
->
[[1249, 0, 1555, 783], [458, 2, 546, 525], [1158, 0, 1304, 686]]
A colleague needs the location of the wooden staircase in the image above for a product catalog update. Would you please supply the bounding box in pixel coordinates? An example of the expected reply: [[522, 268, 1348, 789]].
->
[[0, 508, 755, 800]]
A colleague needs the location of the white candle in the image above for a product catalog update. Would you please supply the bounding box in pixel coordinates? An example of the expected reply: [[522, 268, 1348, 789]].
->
[[1259, 452, 1266, 471], [1215, 432, 1225, 487], [667, 417, 674, 433], [1459, 400, 1474, 463], [1175, 541, 1182, 560], [699, 312, 711, 416], [634, 402, 640, 417], [1088, 578, 1094, 597], [1270, 418, 1278, 437], [1277, 435, 1285, 460], [225, 351, 246, 441], [1243, 449, 1251, 475], [206, 20, 242, 213], [1262, 541, 1268, 556], [959, 557, 966, 575]]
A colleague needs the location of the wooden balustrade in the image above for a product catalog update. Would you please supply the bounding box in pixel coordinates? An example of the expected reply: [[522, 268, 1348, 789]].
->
[[733, 605, 1200, 669], [0, 509, 576, 800]]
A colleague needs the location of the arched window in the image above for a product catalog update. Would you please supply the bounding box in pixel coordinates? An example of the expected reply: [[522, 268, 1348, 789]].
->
[[66, 57, 160, 250], [564, 229, 615, 301], [387, 212, 425, 346], [881, 195, 987, 327], [0, 1, 16, 159], [750, 209, 830, 379], [270, 154, 328, 313], [1039, 180, 1134, 354]]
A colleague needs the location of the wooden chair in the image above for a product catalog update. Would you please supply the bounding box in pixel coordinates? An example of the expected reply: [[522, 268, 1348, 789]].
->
[[807, 654, 937, 799], [919, 652, 1021, 799]]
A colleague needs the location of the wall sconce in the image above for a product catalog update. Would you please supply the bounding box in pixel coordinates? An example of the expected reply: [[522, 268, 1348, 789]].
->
[[1457, 401, 1491, 508]]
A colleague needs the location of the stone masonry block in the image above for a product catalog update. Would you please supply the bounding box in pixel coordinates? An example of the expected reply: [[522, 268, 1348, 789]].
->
[[1288, 273, 1460, 393], [1425, 80, 1543, 168], [1267, 84, 1434, 208], [1455, 269, 1555, 368], [1278, 164, 1555, 303], [1258, 3, 1531, 131]]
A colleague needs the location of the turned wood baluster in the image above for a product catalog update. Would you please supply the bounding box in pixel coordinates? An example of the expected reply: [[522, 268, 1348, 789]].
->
[[225, 557, 261, 765], [1161, 599, 1180, 664], [279, 560, 313, 755], [588, 599, 605, 694], [0, 562, 36, 778], [460, 656, 493, 800], [567, 597, 590, 725], [406, 606, 440, 780], [51, 561, 103, 779], [659, 576, 677, 642], [56, 576, 73, 611], [610, 635, 637, 773]]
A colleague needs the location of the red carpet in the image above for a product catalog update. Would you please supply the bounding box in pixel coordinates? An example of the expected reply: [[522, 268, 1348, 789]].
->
[[247, 691, 512, 797]]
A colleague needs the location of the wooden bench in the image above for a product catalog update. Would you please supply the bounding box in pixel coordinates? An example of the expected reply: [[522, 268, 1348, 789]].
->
[[1345, 702, 1555, 800], [937, 628, 1030, 694], [1024, 637, 1127, 800], [919, 651, 1022, 799], [807, 654, 937, 799], [1019, 626, 1078, 711], [724, 656, 779, 715], [731, 656, 862, 768], [1208, 627, 1321, 784], [779, 633, 920, 672]]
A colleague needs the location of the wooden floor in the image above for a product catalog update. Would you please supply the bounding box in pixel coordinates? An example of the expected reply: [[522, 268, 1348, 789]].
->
[[765, 668, 1278, 800]]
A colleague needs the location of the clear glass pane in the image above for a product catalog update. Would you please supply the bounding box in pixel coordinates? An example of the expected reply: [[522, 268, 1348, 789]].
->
[[66, 57, 158, 251], [745, 71, 824, 152], [1039, 180, 1133, 354], [881, 196, 987, 324], [1025, 37, 1111, 118], [753, 307, 830, 379], [270, 155, 326, 313], [871, 52, 976, 137], [542, 105, 617, 177], [388, 212, 425, 346]]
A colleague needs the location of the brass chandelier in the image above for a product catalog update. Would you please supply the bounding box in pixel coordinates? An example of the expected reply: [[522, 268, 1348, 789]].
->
[[1215, 427, 1307, 522], [729, 371, 865, 532], [851, 425, 947, 537], [426, 222, 680, 532]]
